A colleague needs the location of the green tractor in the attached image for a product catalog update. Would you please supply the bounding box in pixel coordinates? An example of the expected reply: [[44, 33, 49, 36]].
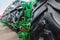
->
[[1, 0, 60, 40], [0, 0, 40, 40]]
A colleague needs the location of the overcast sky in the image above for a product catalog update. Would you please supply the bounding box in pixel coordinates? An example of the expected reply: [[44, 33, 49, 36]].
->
[[0, 0, 15, 16]]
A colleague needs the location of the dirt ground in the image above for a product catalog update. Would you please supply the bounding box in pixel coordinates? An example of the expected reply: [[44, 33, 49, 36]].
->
[[0, 22, 19, 40]]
